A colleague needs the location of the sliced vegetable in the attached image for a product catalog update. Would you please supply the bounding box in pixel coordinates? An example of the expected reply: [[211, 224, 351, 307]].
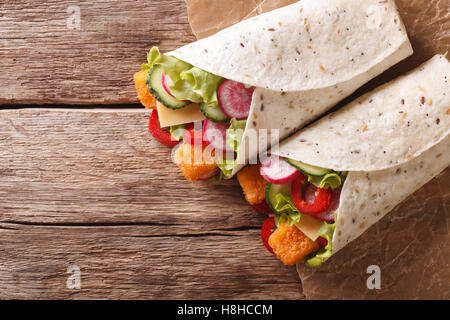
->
[[148, 111, 179, 147], [218, 80, 255, 120], [291, 175, 332, 215], [200, 102, 229, 122], [170, 124, 187, 141], [308, 173, 342, 190], [304, 218, 336, 267], [285, 158, 331, 177], [148, 66, 188, 109], [250, 201, 273, 215], [226, 118, 246, 152], [162, 72, 175, 98], [162, 73, 190, 102], [316, 237, 328, 247], [265, 183, 291, 212], [202, 119, 232, 152], [261, 217, 275, 255], [217, 158, 236, 179], [144, 47, 224, 105], [313, 187, 341, 222], [260, 155, 301, 184]]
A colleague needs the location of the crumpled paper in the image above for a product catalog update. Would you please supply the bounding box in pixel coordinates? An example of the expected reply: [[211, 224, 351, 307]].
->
[[185, 0, 297, 40], [184, 0, 450, 299]]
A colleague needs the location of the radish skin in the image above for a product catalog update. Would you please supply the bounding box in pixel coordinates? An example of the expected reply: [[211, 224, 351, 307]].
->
[[260, 155, 301, 184]]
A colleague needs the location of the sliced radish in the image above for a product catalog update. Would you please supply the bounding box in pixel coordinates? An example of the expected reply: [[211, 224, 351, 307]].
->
[[304, 185, 341, 223], [162, 73, 175, 98], [197, 168, 220, 181], [218, 80, 255, 120], [162, 73, 190, 102], [260, 155, 301, 184], [202, 119, 232, 152]]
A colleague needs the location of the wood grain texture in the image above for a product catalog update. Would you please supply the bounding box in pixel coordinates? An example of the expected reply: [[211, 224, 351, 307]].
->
[[0, 0, 195, 105], [0, 109, 303, 299]]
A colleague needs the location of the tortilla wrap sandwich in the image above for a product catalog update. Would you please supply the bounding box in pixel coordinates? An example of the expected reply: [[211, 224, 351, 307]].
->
[[237, 54, 449, 266], [134, 0, 412, 181]]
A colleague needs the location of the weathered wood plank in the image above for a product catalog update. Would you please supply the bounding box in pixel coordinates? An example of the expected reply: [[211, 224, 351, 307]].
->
[[0, 0, 195, 105], [0, 224, 303, 299], [0, 109, 303, 299]]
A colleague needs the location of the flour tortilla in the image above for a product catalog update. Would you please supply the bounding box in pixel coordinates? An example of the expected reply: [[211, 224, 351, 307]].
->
[[273, 55, 450, 255], [233, 40, 412, 175], [276, 55, 450, 172], [166, 0, 412, 176], [334, 135, 450, 253]]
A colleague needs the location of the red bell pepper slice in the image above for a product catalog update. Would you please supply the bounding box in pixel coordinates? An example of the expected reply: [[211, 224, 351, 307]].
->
[[148, 111, 179, 147], [261, 217, 276, 255], [317, 237, 328, 247], [291, 174, 332, 215]]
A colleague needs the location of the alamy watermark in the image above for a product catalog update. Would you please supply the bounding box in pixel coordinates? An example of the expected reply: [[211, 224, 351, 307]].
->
[[171, 122, 280, 166], [66, 264, 81, 290], [66, 5, 81, 30], [366, 265, 381, 290]]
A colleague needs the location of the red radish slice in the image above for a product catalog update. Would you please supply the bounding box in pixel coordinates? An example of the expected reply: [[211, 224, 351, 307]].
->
[[304, 185, 341, 223], [260, 155, 301, 184], [218, 80, 255, 119], [162, 73, 175, 98], [197, 168, 220, 181], [162, 73, 190, 102], [202, 119, 232, 152]]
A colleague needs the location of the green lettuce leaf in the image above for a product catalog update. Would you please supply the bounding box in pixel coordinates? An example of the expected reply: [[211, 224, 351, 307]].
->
[[143, 47, 224, 107], [304, 214, 336, 267], [308, 173, 342, 190], [217, 158, 236, 179], [273, 193, 302, 227], [179, 67, 224, 104], [217, 119, 247, 177], [170, 124, 185, 141], [226, 118, 247, 152]]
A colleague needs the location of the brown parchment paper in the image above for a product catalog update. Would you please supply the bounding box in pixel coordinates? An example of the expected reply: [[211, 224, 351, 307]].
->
[[184, 0, 450, 299]]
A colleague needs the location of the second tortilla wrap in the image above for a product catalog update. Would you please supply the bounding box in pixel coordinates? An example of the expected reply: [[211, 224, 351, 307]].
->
[[168, 0, 412, 177], [273, 54, 450, 259]]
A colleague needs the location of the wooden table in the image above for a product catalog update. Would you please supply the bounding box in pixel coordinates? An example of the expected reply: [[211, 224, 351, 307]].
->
[[0, 1, 303, 299]]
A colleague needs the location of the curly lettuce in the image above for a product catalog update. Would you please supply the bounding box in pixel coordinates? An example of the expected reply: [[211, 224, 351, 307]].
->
[[217, 158, 236, 179], [308, 173, 341, 190], [216, 119, 247, 177], [170, 124, 185, 141], [304, 216, 336, 267], [273, 193, 302, 227], [226, 118, 246, 152], [143, 47, 225, 108]]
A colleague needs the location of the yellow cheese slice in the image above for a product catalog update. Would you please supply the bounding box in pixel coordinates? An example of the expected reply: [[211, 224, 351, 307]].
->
[[294, 215, 323, 241], [156, 101, 206, 128]]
